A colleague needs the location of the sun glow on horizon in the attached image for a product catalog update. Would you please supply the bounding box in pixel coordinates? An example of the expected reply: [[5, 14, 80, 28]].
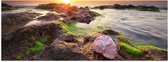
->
[[63, 0, 71, 4]]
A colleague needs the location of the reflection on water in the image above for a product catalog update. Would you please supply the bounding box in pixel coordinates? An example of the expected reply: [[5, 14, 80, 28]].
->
[[90, 9, 167, 48]]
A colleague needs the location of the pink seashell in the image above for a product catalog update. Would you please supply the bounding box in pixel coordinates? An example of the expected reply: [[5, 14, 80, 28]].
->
[[92, 35, 117, 59]]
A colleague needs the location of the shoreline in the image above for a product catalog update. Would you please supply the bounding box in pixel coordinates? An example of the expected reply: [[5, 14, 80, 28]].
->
[[2, 3, 167, 60]]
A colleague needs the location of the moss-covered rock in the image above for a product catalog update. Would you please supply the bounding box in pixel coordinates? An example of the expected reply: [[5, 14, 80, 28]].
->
[[119, 42, 143, 56]]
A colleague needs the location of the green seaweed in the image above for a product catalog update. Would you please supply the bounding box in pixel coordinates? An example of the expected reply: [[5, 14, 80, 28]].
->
[[60, 21, 111, 36], [60, 21, 82, 35], [118, 33, 130, 42], [16, 55, 23, 60], [118, 34, 166, 56], [26, 36, 47, 56], [130, 40, 166, 51], [119, 42, 143, 56]]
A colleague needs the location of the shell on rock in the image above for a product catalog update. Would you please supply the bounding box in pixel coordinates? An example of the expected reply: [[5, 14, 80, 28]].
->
[[92, 35, 118, 59]]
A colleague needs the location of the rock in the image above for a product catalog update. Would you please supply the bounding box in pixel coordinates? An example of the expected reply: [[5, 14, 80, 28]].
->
[[2, 3, 12, 7], [93, 51, 111, 60], [136, 5, 160, 12], [2, 3, 16, 11], [2, 23, 65, 60], [2, 34, 12, 41], [118, 47, 147, 60], [118, 47, 133, 60], [50, 43, 86, 60], [35, 3, 100, 24], [39, 37, 114, 60], [35, 3, 74, 13], [92, 4, 160, 12], [63, 35, 78, 43], [102, 30, 120, 35], [143, 48, 167, 60], [84, 36, 96, 44], [2, 12, 41, 25], [37, 13, 60, 21], [39, 40, 89, 60], [35, 3, 59, 11], [2, 12, 42, 34]]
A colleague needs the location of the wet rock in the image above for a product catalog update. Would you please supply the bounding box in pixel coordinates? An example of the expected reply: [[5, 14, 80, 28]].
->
[[40, 41, 88, 60], [93, 51, 111, 60], [35, 3, 100, 24], [2, 12, 42, 34], [143, 48, 167, 60], [118, 47, 133, 60], [63, 35, 78, 43], [35, 3, 74, 13], [2, 23, 65, 60], [2, 34, 12, 41], [84, 36, 96, 44], [118, 47, 147, 60], [102, 30, 120, 35], [12, 23, 62, 42], [136, 5, 160, 12], [2, 3, 12, 7], [2, 12, 41, 25], [92, 4, 160, 12], [39, 38, 112, 60], [37, 13, 60, 21], [2, 3, 17, 11]]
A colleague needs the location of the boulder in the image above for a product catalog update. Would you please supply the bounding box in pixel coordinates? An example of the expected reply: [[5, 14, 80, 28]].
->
[[2, 12, 42, 34], [102, 30, 120, 35], [143, 48, 167, 60], [2, 23, 64, 60], [37, 13, 61, 21], [2, 3, 16, 11], [2, 12, 41, 25], [35, 3, 100, 24], [39, 40, 92, 60]]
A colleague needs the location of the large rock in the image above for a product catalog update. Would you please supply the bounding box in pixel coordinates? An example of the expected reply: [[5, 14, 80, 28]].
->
[[2, 3, 17, 11], [143, 48, 167, 60], [39, 39, 92, 60], [2, 23, 64, 60], [35, 3, 100, 24], [37, 13, 60, 21], [2, 12, 41, 25], [2, 12, 42, 34]]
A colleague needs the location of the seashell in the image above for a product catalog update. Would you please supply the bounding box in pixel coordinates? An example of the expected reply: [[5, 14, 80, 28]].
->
[[93, 35, 118, 59]]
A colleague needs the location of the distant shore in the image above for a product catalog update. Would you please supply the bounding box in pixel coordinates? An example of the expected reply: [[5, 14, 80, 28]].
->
[[92, 4, 162, 12], [2, 1, 167, 9]]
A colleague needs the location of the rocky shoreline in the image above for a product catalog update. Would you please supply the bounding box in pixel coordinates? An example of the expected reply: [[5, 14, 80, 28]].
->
[[92, 4, 160, 12], [2, 3, 167, 60], [2, 3, 21, 11], [35, 3, 101, 24]]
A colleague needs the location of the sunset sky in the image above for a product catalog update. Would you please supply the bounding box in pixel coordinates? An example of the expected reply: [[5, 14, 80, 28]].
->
[[2, 0, 167, 1], [2, 0, 167, 5]]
